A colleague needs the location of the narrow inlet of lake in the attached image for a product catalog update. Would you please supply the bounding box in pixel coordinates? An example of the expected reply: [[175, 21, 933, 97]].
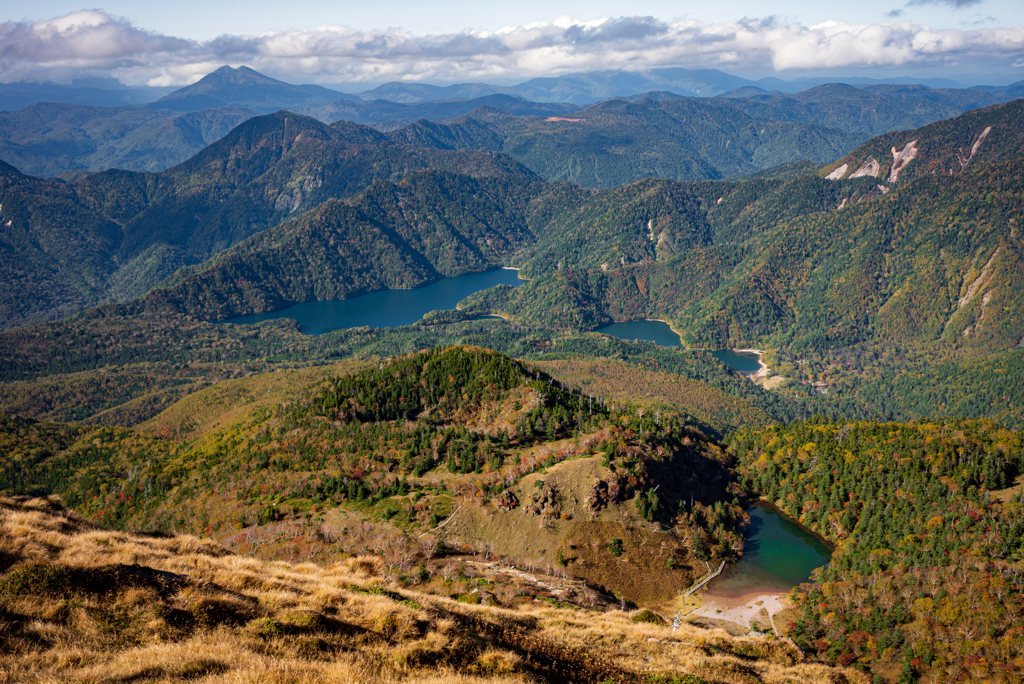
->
[[707, 503, 832, 599], [220, 269, 523, 336], [709, 349, 762, 374]]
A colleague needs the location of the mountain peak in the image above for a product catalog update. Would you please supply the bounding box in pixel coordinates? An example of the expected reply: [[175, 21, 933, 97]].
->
[[202, 65, 284, 87], [148, 66, 358, 113]]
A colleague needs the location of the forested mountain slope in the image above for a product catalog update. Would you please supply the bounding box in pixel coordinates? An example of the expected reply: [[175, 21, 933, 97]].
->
[[0, 103, 255, 177], [716, 82, 1007, 135], [0, 161, 123, 331], [821, 99, 1024, 186], [458, 101, 1024, 357], [0, 113, 537, 331], [390, 98, 870, 187], [733, 418, 1024, 682], [144, 172, 543, 319]]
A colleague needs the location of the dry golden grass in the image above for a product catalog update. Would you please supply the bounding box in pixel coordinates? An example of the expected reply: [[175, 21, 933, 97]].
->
[[532, 359, 773, 434], [0, 496, 867, 684], [136, 359, 373, 439]]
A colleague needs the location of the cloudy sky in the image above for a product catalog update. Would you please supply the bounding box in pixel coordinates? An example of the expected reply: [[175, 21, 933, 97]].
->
[[2, 0, 1023, 87]]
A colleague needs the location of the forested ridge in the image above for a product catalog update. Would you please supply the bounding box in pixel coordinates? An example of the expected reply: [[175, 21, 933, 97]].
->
[[394, 97, 869, 188], [469, 150, 1023, 354], [0, 112, 538, 330], [0, 347, 750, 601], [733, 419, 1024, 681]]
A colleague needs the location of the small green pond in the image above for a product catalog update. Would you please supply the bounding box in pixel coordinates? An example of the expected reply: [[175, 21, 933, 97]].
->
[[708, 503, 833, 598]]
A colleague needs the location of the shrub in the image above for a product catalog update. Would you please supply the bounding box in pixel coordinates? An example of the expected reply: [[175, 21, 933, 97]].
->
[[247, 617, 281, 637], [630, 609, 667, 626]]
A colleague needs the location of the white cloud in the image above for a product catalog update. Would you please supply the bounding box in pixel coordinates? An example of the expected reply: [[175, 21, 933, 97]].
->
[[1, 10, 1022, 85], [907, 0, 983, 8]]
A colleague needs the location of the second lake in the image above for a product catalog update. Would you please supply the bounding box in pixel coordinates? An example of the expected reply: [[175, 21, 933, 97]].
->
[[595, 320, 681, 348], [595, 320, 763, 374]]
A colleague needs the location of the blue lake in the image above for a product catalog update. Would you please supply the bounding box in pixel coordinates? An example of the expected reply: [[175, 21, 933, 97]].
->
[[594, 320, 763, 373], [708, 503, 833, 597], [221, 269, 523, 336], [709, 349, 762, 373], [595, 320, 681, 347]]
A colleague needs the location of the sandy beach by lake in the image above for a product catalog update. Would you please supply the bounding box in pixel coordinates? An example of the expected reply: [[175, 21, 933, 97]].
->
[[689, 591, 789, 635]]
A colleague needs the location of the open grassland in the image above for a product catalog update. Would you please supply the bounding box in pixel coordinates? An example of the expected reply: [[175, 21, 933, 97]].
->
[[0, 495, 866, 684], [137, 359, 374, 440], [533, 358, 773, 436]]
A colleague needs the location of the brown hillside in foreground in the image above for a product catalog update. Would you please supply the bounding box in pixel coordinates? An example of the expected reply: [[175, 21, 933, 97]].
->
[[0, 496, 864, 684]]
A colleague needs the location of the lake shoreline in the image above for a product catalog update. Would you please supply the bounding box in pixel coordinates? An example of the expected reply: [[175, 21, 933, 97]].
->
[[757, 499, 836, 550], [221, 268, 525, 335], [698, 501, 832, 614], [501, 266, 531, 281], [599, 318, 684, 346], [733, 348, 770, 382], [643, 318, 684, 342], [688, 592, 789, 636], [595, 323, 777, 385]]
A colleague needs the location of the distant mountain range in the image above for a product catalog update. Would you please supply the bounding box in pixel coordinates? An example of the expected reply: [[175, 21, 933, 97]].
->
[[5, 65, 1022, 180], [296, 94, 581, 126], [2, 65, 1022, 179], [4, 99, 1024, 349], [0, 103, 255, 177], [0, 78, 172, 112], [7, 64, 1022, 113], [389, 99, 869, 187], [350, 68, 1021, 104]]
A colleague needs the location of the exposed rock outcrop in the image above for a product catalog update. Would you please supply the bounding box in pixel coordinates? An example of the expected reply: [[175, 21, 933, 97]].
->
[[496, 490, 519, 511], [825, 163, 848, 180], [850, 158, 880, 179], [887, 140, 919, 184], [957, 126, 992, 170]]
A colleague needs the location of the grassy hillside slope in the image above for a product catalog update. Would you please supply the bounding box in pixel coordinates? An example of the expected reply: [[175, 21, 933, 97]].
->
[[0, 495, 864, 684]]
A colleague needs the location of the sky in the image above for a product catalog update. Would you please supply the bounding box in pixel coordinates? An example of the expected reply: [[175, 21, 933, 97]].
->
[[2, 0, 1023, 87]]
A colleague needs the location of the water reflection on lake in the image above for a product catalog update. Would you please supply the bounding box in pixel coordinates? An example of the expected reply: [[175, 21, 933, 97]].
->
[[221, 269, 523, 336], [708, 503, 832, 598], [595, 320, 680, 347], [594, 321, 763, 374], [709, 349, 762, 373]]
